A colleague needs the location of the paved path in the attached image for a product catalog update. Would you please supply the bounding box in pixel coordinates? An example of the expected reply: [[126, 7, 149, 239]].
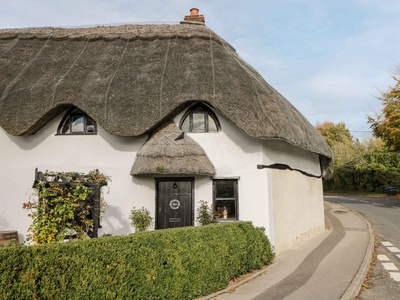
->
[[200, 201, 373, 300], [252, 208, 345, 300]]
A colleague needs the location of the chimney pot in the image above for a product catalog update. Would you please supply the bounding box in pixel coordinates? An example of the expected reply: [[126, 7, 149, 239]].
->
[[190, 8, 199, 16]]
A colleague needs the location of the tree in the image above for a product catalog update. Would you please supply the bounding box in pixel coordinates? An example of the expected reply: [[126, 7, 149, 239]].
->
[[316, 121, 400, 193], [315, 122, 353, 147], [368, 67, 400, 151], [316, 122, 359, 169]]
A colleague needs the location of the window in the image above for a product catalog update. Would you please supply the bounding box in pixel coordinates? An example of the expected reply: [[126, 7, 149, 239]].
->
[[213, 179, 238, 220], [57, 107, 97, 135], [180, 103, 220, 133]]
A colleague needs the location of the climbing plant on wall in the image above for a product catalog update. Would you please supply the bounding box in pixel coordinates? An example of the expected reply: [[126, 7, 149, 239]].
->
[[23, 169, 109, 244]]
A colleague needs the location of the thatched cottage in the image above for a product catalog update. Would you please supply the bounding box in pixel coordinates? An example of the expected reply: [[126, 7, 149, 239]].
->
[[0, 9, 332, 253]]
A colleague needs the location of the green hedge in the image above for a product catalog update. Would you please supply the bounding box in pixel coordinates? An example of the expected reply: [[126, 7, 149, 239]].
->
[[324, 164, 400, 193], [0, 222, 274, 300]]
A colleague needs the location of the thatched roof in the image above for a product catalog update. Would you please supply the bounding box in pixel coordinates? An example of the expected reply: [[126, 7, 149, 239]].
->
[[0, 23, 333, 177], [131, 122, 215, 176]]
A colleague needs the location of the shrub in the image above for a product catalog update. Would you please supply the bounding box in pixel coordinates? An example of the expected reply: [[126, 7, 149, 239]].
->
[[0, 222, 274, 300], [196, 200, 216, 225], [129, 207, 153, 232], [23, 170, 109, 244]]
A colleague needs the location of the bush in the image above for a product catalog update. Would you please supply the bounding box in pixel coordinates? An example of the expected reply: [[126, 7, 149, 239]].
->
[[23, 170, 109, 244], [196, 200, 216, 225], [129, 207, 153, 232], [0, 222, 274, 300]]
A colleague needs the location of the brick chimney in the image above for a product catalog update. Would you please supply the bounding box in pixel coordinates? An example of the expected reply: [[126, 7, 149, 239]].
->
[[181, 8, 205, 25]]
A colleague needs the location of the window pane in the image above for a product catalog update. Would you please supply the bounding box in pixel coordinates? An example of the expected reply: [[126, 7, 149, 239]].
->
[[71, 116, 84, 132], [181, 116, 190, 133], [86, 117, 95, 126], [214, 179, 238, 220], [192, 112, 206, 132], [58, 108, 98, 135], [208, 115, 218, 132], [215, 180, 235, 198], [86, 117, 96, 133], [179, 104, 221, 133], [215, 200, 236, 219]]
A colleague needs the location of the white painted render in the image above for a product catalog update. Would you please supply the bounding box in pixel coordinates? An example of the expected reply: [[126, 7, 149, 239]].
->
[[271, 169, 325, 254], [0, 108, 325, 254], [0, 115, 148, 241], [263, 139, 322, 177], [261, 139, 324, 254]]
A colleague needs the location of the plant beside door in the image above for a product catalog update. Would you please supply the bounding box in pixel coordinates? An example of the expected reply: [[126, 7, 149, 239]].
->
[[130, 207, 153, 233]]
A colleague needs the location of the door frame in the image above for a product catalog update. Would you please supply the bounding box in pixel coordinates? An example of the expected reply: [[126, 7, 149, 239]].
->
[[155, 177, 195, 229]]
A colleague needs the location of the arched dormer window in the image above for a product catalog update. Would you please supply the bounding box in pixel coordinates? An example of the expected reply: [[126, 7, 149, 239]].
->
[[57, 107, 97, 135], [179, 103, 221, 133]]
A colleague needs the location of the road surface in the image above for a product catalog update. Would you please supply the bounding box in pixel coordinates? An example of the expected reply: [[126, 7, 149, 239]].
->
[[325, 195, 400, 300]]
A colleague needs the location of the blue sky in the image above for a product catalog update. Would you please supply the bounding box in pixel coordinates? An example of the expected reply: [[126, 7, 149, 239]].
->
[[1, 0, 400, 140]]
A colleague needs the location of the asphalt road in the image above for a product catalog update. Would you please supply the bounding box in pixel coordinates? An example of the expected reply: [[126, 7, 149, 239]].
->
[[325, 195, 400, 300]]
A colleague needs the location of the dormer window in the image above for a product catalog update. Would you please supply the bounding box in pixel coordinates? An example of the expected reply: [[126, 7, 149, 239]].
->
[[57, 107, 97, 135], [179, 103, 221, 133]]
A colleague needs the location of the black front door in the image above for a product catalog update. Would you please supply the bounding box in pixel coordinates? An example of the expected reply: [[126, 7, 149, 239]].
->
[[156, 179, 193, 229]]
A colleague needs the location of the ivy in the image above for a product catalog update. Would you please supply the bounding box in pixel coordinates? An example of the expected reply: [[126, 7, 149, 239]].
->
[[23, 170, 110, 244]]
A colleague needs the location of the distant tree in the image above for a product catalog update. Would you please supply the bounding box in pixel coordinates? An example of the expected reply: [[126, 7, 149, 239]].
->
[[368, 67, 400, 151], [316, 122, 359, 169], [330, 138, 359, 168], [315, 122, 353, 147], [316, 121, 400, 193]]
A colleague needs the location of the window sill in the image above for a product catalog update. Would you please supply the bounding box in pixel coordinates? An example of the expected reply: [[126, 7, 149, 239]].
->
[[55, 133, 97, 136], [216, 218, 239, 223]]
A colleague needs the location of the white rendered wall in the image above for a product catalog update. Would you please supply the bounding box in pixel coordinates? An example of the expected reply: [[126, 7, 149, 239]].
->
[[0, 114, 149, 242], [262, 139, 325, 254], [0, 110, 271, 242], [271, 170, 325, 254], [263, 139, 322, 177], [1, 107, 324, 251]]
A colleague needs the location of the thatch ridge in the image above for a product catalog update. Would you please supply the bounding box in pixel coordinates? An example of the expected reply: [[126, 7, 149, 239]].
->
[[131, 122, 216, 175], [0, 24, 232, 49]]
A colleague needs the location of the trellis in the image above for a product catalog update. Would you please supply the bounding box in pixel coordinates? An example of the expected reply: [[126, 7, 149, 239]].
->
[[33, 168, 108, 239]]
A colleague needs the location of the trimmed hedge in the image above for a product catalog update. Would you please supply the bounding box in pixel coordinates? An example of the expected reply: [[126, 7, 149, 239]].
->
[[0, 222, 274, 300], [324, 164, 400, 193]]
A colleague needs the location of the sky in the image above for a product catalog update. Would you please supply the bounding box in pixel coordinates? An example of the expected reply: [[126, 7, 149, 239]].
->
[[1, 0, 400, 140]]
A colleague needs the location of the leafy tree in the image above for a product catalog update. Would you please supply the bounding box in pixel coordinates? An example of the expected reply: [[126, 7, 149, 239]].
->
[[316, 121, 400, 193], [316, 122, 357, 169], [315, 122, 353, 147], [368, 67, 400, 151], [330, 138, 359, 168]]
